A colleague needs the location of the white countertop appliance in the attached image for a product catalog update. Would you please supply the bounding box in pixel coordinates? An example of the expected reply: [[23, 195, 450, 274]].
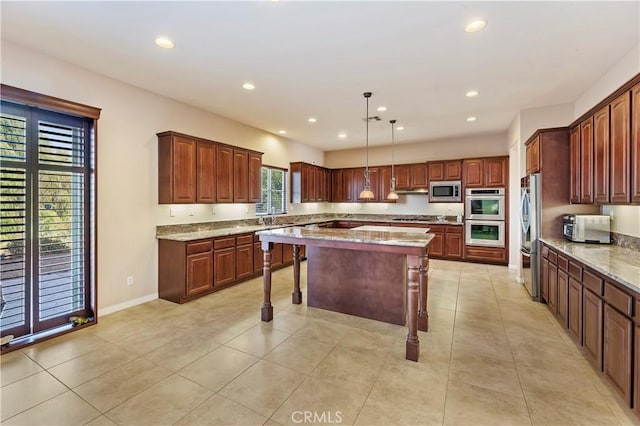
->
[[563, 214, 611, 244]]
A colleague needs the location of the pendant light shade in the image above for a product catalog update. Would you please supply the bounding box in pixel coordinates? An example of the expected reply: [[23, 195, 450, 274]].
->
[[387, 119, 399, 200], [359, 92, 375, 200]]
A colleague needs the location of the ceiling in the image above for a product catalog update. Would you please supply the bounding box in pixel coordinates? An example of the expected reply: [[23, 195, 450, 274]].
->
[[1, 1, 638, 151]]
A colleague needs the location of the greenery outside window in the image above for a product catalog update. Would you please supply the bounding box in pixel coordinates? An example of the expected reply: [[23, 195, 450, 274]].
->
[[257, 166, 286, 215]]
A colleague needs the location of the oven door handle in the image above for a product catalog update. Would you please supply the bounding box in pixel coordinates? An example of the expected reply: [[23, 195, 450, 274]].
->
[[520, 248, 531, 258]]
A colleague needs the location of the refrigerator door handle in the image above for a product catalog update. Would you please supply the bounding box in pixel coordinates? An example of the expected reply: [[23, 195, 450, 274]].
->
[[520, 189, 530, 233]]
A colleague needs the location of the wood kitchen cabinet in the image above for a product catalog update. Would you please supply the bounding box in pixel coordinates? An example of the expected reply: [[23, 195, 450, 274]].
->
[[427, 224, 444, 257], [632, 83, 640, 203], [216, 145, 234, 203], [196, 141, 216, 203], [185, 241, 213, 297], [233, 149, 249, 203], [548, 261, 558, 314], [379, 166, 393, 201], [568, 277, 583, 342], [444, 226, 463, 259], [580, 117, 595, 203], [604, 303, 633, 405], [394, 164, 411, 190], [248, 152, 262, 203], [236, 234, 254, 281], [609, 91, 630, 203], [462, 156, 507, 188], [428, 160, 462, 182], [158, 132, 197, 204], [158, 239, 213, 303], [291, 162, 331, 203], [583, 284, 603, 369], [557, 264, 569, 328], [593, 106, 610, 204], [214, 237, 236, 286], [541, 253, 549, 303], [410, 163, 428, 189], [570, 126, 581, 203], [525, 135, 541, 175]]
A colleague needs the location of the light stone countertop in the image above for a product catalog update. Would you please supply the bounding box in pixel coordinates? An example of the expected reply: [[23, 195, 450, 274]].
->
[[540, 238, 640, 293], [256, 226, 435, 248]]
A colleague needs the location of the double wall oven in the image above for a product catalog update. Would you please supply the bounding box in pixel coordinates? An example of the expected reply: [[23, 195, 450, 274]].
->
[[465, 188, 506, 247]]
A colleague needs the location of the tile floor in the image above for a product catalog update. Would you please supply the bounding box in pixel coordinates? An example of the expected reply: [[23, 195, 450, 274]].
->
[[1, 260, 639, 425]]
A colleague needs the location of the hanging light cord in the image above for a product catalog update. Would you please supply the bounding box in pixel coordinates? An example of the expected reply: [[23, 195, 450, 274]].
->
[[390, 119, 396, 178]]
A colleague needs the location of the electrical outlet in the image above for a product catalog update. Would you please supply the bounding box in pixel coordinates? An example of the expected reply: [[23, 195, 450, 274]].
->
[[169, 207, 176, 217], [126, 275, 134, 286], [244, 206, 249, 214], [188, 207, 195, 216], [211, 206, 216, 215]]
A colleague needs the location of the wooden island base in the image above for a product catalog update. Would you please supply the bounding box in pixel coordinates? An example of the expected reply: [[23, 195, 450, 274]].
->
[[257, 227, 433, 362]]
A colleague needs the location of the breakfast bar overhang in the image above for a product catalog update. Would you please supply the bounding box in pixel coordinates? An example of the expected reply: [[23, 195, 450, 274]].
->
[[256, 226, 434, 362]]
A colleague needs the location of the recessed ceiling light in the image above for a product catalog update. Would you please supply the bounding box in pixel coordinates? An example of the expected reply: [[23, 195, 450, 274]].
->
[[465, 19, 487, 33], [278, 130, 287, 135], [242, 82, 255, 90], [338, 132, 347, 139], [397, 126, 405, 131], [466, 90, 479, 98], [308, 117, 317, 123], [155, 37, 175, 49], [377, 106, 387, 112], [466, 116, 477, 122]]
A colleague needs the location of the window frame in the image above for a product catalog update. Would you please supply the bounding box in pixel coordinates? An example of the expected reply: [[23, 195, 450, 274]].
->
[[256, 165, 287, 216]]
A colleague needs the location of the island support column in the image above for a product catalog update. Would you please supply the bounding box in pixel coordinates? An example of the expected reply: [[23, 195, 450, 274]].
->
[[406, 254, 420, 362], [418, 255, 429, 332], [291, 245, 302, 304], [261, 241, 274, 322]]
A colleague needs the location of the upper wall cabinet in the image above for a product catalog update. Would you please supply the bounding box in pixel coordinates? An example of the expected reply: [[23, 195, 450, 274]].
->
[[631, 83, 640, 203], [525, 135, 541, 175], [610, 91, 630, 203], [158, 132, 197, 204], [594, 105, 610, 204], [570, 126, 581, 203], [158, 131, 262, 205], [463, 156, 507, 188], [290, 162, 331, 203], [394, 163, 427, 190], [428, 160, 462, 182]]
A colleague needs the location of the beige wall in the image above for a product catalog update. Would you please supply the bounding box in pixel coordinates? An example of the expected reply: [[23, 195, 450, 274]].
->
[[1, 41, 324, 313], [573, 43, 640, 238]]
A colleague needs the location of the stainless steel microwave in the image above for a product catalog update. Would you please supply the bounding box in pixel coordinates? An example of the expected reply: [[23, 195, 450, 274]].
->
[[429, 181, 461, 202]]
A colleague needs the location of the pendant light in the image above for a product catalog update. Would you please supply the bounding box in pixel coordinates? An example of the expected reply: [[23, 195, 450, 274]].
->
[[387, 119, 399, 200], [359, 92, 375, 200]]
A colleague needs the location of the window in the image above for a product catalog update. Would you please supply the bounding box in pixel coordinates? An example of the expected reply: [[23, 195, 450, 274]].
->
[[256, 166, 287, 215], [1, 86, 99, 343]]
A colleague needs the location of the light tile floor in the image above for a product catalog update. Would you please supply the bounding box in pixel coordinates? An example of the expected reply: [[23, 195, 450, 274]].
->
[[2, 260, 639, 425]]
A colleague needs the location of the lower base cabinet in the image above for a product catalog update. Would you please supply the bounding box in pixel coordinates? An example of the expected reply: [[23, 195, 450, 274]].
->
[[541, 256, 549, 303], [186, 251, 213, 297], [604, 304, 633, 405], [583, 288, 603, 369], [214, 238, 236, 287], [568, 277, 583, 342], [548, 262, 558, 313], [236, 234, 254, 281], [444, 226, 463, 259], [463, 245, 507, 264], [557, 269, 569, 328]]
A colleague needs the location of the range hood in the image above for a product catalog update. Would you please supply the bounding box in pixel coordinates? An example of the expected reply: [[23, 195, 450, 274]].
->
[[396, 188, 429, 195], [394, 188, 429, 195]]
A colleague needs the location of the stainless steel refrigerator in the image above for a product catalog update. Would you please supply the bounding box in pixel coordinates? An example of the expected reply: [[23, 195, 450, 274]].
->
[[520, 174, 540, 300]]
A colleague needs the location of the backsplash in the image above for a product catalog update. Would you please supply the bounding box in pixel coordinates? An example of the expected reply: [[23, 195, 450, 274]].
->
[[611, 232, 640, 251]]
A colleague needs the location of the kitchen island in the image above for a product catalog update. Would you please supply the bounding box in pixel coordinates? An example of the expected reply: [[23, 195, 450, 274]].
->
[[256, 226, 434, 362]]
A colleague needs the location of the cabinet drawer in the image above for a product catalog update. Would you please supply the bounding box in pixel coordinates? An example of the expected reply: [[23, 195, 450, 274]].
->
[[549, 250, 557, 264], [583, 270, 604, 295], [214, 237, 235, 250], [445, 226, 463, 234], [557, 255, 569, 271], [186, 240, 213, 254], [236, 234, 253, 246], [605, 282, 633, 317], [568, 261, 582, 280], [541, 245, 549, 259]]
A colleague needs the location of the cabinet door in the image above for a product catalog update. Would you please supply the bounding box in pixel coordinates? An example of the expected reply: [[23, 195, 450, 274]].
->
[[368, 167, 380, 202], [324, 168, 332, 201], [395, 165, 411, 190], [445, 161, 462, 180], [604, 304, 632, 405], [541, 257, 549, 303], [485, 157, 507, 187], [253, 242, 263, 275], [379, 166, 393, 201], [186, 252, 213, 297], [444, 228, 463, 259], [428, 226, 444, 258], [610, 92, 630, 203], [353, 168, 365, 201], [172, 136, 197, 203], [216, 145, 234, 203], [410, 163, 428, 188], [214, 247, 236, 286], [282, 243, 294, 266], [548, 263, 558, 313], [580, 117, 595, 203], [568, 277, 583, 342], [557, 269, 569, 327], [271, 243, 284, 268], [342, 169, 354, 202], [331, 169, 343, 202], [233, 149, 249, 203], [526, 136, 540, 175], [583, 288, 603, 369], [593, 106, 610, 204], [196, 141, 216, 203], [570, 126, 581, 203], [428, 162, 444, 182], [635, 326, 640, 416], [631, 83, 640, 203], [463, 159, 484, 188], [248, 152, 262, 203], [236, 243, 254, 280]]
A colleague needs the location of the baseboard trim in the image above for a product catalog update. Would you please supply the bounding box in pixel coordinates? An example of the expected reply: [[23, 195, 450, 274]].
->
[[99, 293, 158, 316]]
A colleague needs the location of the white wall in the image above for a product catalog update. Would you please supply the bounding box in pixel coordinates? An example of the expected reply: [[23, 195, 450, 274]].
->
[[1, 41, 324, 312], [574, 43, 640, 238], [507, 112, 522, 270]]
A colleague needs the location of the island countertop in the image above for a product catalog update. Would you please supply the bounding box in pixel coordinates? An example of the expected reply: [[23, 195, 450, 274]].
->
[[256, 226, 435, 248]]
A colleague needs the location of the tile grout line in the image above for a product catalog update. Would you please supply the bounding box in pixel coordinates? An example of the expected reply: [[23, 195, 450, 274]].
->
[[440, 265, 462, 425]]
